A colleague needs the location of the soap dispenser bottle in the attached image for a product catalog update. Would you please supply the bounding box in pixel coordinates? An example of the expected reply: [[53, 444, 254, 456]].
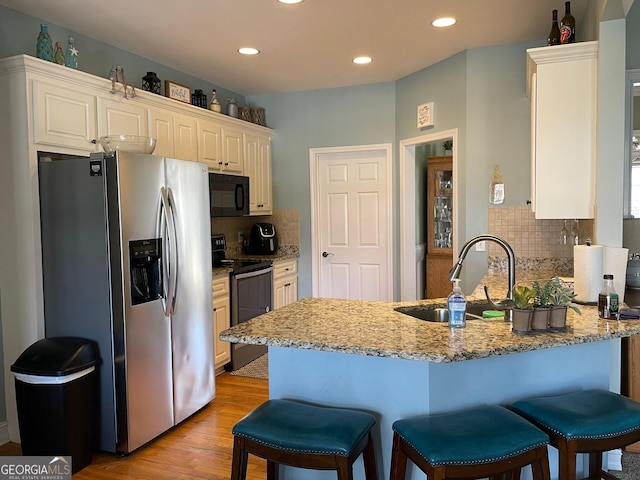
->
[[448, 279, 467, 328]]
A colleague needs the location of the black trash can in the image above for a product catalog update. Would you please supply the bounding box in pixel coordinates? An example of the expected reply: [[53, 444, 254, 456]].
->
[[11, 337, 100, 474]]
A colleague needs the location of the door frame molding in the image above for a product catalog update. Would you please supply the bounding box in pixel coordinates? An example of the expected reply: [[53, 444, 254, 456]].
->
[[309, 143, 393, 299], [399, 128, 459, 301]]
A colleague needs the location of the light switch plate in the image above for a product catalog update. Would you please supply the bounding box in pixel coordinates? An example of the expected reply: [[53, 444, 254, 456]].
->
[[475, 241, 486, 252]]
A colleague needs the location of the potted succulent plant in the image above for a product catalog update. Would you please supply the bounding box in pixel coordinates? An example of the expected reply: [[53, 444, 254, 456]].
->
[[443, 140, 453, 156], [531, 280, 553, 331], [547, 276, 581, 329], [512, 285, 535, 334]]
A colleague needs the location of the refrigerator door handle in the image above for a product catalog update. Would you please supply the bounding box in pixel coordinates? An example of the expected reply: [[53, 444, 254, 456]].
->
[[166, 186, 179, 313], [159, 187, 178, 316]]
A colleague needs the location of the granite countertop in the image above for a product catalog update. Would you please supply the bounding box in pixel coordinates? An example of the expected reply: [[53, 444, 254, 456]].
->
[[220, 269, 640, 363], [212, 250, 299, 278]]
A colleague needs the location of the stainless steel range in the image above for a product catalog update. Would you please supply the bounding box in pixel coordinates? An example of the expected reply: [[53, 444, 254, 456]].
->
[[212, 234, 272, 370]]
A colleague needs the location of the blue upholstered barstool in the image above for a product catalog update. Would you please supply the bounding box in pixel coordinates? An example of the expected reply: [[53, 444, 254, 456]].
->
[[511, 389, 640, 480], [390, 404, 551, 480], [230, 399, 378, 480]]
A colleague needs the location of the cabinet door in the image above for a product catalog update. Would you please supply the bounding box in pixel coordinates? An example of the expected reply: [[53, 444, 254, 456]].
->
[[198, 120, 224, 171], [212, 276, 231, 369], [427, 157, 453, 254], [258, 136, 273, 214], [222, 126, 244, 173], [274, 274, 297, 310], [273, 260, 297, 309], [173, 113, 198, 161], [245, 133, 273, 215], [148, 107, 174, 158], [32, 79, 97, 152], [97, 96, 147, 137], [527, 42, 597, 219], [426, 254, 453, 299]]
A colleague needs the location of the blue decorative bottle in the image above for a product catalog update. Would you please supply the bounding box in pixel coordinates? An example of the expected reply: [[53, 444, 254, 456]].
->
[[36, 24, 53, 62], [65, 36, 78, 69]]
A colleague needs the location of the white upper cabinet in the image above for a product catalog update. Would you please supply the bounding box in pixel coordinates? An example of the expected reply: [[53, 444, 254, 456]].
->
[[97, 95, 148, 137], [526, 41, 598, 219], [172, 112, 198, 161], [244, 132, 273, 215], [32, 79, 97, 152], [222, 125, 245, 174]]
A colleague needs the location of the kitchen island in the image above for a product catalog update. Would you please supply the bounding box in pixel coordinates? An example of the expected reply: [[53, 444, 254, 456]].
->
[[220, 279, 640, 480]]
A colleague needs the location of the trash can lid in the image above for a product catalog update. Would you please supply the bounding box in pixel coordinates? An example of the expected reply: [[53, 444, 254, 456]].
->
[[10, 336, 100, 376]]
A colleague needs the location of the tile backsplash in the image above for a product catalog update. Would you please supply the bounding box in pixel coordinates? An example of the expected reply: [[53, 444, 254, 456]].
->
[[211, 209, 300, 257], [487, 206, 593, 272]]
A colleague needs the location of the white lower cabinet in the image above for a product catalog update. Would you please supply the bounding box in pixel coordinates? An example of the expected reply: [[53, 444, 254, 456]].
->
[[273, 259, 298, 310], [212, 274, 231, 371]]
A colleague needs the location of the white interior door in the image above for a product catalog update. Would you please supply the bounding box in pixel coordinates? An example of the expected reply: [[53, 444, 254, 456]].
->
[[310, 144, 392, 301]]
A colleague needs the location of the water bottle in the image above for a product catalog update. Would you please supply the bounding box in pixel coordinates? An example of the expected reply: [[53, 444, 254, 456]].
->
[[448, 279, 467, 328]]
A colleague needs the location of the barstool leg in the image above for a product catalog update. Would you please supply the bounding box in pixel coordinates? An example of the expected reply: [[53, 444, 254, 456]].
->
[[389, 433, 408, 480], [336, 456, 353, 480], [588, 451, 603, 479], [530, 445, 551, 480], [230, 437, 248, 480], [362, 433, 378, 480], [266, 460, 279, 480], [557, 439, 578, 480]]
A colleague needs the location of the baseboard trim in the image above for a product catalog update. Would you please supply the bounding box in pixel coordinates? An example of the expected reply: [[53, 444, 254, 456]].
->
[[0, 422, 10, 446]]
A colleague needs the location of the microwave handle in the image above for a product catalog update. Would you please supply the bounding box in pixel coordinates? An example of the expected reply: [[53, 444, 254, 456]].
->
[[235, 184, 245, 211]]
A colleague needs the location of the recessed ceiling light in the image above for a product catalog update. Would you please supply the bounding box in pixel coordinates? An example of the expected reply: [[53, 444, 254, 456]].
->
[[432, 17, 456, 28], [278, 0, 304, 4], [353, 56, 372, 65], [238, 47, 260, 55]]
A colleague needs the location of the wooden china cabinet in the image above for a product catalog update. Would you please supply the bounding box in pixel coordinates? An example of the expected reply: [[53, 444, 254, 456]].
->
[[426, 156, 454, 298]]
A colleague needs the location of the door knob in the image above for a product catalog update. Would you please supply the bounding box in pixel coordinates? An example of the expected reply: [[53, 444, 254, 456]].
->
[[322, 251, 334, 257]]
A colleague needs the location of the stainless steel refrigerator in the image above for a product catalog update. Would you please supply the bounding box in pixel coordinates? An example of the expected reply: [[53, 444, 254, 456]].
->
[[38, 151, 215, 454]]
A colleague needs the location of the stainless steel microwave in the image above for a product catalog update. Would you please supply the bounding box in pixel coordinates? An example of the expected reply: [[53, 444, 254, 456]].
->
[[209, 173, 250, 217]]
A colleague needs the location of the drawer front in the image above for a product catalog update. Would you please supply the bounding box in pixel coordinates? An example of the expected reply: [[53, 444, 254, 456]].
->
[[212, 275, 229, 298], [274, 260, 297, 279]]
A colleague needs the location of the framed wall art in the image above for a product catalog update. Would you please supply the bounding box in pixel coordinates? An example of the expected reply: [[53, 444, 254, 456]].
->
[[417, 102, 434, 128], [165, 80, 191, 103]]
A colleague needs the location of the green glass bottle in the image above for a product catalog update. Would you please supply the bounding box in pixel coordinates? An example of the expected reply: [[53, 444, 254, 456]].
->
[[36, 24, 53, 62]]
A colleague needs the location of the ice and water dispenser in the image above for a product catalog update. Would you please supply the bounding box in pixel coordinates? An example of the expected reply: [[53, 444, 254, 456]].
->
[[129, 239, 162, 305]]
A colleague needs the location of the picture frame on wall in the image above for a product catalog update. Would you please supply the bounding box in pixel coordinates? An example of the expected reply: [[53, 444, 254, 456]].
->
[[417, 102, 434, 128], [165, 80, 191, 103]]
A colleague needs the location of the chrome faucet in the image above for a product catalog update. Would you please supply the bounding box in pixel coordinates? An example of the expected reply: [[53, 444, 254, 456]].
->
[[448, 234, 516, 311]]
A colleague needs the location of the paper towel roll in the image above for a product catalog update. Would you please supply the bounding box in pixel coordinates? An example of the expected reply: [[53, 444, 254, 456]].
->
[[574, 245, 603, 303], [603, 246, 629, 299]]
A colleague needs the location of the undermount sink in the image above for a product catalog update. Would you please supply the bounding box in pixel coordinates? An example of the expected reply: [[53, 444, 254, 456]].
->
[[395, 302, 498, 323]]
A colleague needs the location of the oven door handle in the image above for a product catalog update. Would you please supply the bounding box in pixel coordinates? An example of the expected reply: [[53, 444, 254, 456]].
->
[[233, 266, 273, 280]]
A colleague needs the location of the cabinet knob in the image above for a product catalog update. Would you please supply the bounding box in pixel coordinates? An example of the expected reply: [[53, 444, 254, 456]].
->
[[91, 139, 97, 144]]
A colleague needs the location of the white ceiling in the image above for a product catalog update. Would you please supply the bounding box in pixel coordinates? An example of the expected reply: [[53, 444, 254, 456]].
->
[[0, 0, 589, 95]]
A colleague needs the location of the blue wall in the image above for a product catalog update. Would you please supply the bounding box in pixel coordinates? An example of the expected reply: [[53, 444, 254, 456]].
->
[[248, 84, 396, 297]]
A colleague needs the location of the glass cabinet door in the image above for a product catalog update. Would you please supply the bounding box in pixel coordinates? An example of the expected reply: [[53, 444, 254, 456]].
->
[[427, 157, 453, 253]]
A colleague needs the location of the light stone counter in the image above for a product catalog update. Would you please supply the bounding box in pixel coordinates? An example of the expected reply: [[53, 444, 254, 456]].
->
[[219, 271, 640, 363]]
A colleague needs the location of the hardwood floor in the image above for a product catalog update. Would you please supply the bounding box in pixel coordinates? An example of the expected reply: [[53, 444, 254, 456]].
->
[[0, 373, 268, 479]]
